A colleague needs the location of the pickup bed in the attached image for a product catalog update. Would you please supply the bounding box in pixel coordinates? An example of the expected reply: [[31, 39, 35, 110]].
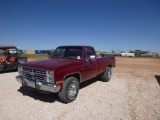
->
[[16, 46, 115, 103]]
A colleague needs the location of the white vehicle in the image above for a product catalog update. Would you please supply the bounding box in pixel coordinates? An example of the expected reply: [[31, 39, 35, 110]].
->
[[121, 52, 135, 57]]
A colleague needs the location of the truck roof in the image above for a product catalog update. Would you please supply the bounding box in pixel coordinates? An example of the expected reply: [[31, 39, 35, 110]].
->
[[57, 45, 94, 48], [0, 45, 17, 49]]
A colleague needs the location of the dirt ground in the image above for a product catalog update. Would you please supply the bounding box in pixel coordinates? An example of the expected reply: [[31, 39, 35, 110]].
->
[[0, 57, 160, 120]]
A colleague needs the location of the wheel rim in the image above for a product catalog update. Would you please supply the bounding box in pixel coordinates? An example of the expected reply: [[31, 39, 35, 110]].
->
[[68, 83, 77, 98], [108, 70, 111, 79]]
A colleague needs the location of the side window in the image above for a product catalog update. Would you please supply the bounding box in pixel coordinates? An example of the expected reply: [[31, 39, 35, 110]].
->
[[84, 48, 95, 59]]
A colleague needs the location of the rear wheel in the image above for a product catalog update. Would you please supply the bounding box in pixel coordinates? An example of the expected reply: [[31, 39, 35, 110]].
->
[[101, 67, 112, 82], [15, 63, 20, 71], [58, 77, 79, 103]]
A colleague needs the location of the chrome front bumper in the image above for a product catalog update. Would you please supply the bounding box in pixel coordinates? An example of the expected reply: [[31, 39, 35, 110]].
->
[[16, 75, 60, 93]]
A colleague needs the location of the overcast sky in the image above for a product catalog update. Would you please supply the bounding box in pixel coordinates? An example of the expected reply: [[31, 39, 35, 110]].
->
[[0, 0, 160, 52]]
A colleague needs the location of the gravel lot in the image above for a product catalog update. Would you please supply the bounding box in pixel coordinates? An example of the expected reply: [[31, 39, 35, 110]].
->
[[0, 57, 160, 120]]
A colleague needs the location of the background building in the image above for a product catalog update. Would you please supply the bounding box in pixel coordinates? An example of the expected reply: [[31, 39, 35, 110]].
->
[[24, 50, 35, 54]]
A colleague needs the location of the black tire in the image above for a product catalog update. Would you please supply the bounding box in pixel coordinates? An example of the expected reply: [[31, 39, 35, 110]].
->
[[101, 67, 112, 82], [58, 77, 79, 103], [15, 63, 20, 71]]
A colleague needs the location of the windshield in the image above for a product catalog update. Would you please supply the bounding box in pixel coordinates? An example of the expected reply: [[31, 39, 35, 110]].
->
[[50, 47, 83, 59], [0, 48, 20, 58]]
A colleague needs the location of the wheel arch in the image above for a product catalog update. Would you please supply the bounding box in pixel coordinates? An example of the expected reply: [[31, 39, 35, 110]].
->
[[107, 64, 112, 68], [64, 72, 81, 83]]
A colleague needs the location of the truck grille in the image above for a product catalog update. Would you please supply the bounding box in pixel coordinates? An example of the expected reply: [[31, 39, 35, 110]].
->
[[23, 67, 46, 75], [22, 67, 48, 83]]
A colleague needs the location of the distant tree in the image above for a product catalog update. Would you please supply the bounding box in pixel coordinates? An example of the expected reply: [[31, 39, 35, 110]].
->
[[111, 50, 115, 53]]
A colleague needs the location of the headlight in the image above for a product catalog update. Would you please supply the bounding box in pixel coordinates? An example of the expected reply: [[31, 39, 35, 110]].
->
[[46, 71, 54, 83], [18, 66, 23, 76]]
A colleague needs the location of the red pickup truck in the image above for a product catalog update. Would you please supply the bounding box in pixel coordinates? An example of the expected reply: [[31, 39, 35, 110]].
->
[[16, 46, 115, 103]]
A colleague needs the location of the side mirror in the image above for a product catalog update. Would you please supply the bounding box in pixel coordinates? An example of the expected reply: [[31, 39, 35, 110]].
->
[[89, 55, 96, 61], [48, 49, 54, 56]]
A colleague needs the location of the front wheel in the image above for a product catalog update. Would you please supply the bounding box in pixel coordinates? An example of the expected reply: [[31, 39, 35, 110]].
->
[[101, 67, 112, 82], [58, 77, 79, 103]]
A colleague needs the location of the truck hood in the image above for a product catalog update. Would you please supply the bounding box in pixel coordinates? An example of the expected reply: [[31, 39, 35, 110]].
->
[[20, 58, 80, 70]]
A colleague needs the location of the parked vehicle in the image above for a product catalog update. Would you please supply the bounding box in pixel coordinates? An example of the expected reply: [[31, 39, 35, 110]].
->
[[121, 52, 135, 57], [0, 45, 27, 72], [16, 46, 115, 103]]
